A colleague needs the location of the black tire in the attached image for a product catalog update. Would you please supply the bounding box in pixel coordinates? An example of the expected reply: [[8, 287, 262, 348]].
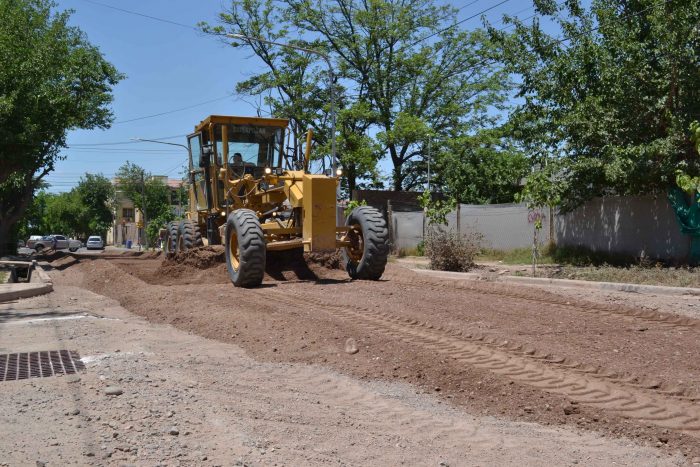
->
[[35, 244, 44, 254], [165, 221, 178, 257], [342, 206, 389, 280], [224, 209, 266, 287], [177, 219, 203, 252], [69, 247, 78, 252]]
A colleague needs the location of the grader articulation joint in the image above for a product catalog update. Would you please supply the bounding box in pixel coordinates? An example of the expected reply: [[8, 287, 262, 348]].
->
[[164, 115, 389, 287]]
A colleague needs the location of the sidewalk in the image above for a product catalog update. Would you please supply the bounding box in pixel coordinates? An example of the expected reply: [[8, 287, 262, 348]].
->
[[395, 257, 700, 297]]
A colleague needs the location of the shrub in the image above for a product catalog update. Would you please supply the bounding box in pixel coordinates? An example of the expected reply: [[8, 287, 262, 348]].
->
[[425, 229, 482, 272]]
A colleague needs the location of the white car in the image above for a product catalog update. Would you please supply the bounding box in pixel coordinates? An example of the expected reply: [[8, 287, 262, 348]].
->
[[86, 236, 104, 250], [26, 235, 43, 249], [33, 235, 81, 252]]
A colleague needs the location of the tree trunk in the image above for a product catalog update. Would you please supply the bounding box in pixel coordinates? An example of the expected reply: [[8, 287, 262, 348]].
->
[[347, 163, 357, 200], [0, 175, 36, 256], [0, 221, 15, 257]]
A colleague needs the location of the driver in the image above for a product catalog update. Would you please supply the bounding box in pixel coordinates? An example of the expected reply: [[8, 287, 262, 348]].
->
[[231, 152, 244, 166]]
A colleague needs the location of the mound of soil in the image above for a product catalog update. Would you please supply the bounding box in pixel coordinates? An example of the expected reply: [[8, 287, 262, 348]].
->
[[167, 246, 225, 269], [305, 250, 342, 270], [157, 246, 344, 284]]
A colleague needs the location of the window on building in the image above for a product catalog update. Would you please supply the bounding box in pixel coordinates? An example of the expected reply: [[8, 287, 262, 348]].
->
[[122, 208, 134, 221]]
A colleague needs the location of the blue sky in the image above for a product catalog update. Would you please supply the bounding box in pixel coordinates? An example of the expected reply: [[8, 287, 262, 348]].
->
[[47, 0, 548, 192]]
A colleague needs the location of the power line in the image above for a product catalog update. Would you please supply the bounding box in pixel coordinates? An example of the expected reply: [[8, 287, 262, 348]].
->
[[65, 148, 180, 153], [78, 0, 197, 31], [113, 95, 236, 124], [405, 0, 512, 50], [66, 134, 188, 147]]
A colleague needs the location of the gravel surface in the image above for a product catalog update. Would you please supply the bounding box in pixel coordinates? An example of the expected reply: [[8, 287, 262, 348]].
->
[[1, 249, 696, 465]]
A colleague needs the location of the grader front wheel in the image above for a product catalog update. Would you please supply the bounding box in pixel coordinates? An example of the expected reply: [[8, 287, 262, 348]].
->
[[225, 209, 266, 288], [342, 206, 389, 280]]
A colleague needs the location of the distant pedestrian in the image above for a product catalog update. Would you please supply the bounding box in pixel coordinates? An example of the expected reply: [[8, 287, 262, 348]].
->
[[52, 236, 57, 251]]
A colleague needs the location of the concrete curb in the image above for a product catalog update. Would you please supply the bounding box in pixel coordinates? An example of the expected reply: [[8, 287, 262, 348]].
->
[[0, 262, 53, 302], [410, 268, 700, 297]]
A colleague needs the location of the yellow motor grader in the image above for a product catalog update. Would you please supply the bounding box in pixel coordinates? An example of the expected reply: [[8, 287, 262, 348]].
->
[[165, 115, 389, 287]]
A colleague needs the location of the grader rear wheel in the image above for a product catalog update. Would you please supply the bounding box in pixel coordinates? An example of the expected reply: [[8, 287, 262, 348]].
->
[[225, 209, 266, 288], [342, 206, 389, 280], [165, 221, 178, 257], [177, 219, 203, 252]]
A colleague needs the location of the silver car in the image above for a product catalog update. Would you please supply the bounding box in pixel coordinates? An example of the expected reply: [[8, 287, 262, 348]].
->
[[86, 236, 104, 250]]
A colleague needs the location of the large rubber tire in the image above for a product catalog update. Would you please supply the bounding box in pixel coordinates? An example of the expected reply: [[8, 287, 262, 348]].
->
[[177, 219, 203, 252], [35, 244, 44, 254], [224, 209, 266, 288], [165, 221, 178, 257], [69, 247, 78, 252], [342, 206, 390, 280]]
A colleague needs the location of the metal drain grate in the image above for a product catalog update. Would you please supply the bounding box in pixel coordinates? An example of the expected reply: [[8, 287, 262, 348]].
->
[[0, 350, 85, 382]]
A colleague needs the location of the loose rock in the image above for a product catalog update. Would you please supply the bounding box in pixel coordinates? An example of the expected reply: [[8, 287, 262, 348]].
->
[[105, 386, 123, 396], [344, 338, 359, 355]]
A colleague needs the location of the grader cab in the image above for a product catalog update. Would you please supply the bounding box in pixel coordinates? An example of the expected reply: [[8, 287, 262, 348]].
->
[[165, 115, 389, 287]]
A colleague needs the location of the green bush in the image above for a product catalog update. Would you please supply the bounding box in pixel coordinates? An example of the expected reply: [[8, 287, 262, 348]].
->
[[425, 229, 482, 272]]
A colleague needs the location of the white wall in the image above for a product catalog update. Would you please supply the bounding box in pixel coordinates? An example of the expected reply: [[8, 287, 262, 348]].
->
[[391, 202, 548, 251], [390, 195, 691, 262], [555, 195, 690, 261]]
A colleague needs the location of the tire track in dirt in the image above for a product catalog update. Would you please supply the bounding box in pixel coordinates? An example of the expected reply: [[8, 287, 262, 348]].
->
[[271, 369, 500, 450], [389, 273, 699, 330], [260, 288, 700, 436]]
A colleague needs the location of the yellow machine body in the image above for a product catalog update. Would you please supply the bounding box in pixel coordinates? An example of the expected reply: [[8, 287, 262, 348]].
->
[[184, 115, 347, 252]]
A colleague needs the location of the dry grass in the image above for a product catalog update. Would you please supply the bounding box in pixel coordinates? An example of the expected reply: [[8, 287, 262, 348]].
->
[[547, 265, 700, 288], [425, 229, 482, 272]]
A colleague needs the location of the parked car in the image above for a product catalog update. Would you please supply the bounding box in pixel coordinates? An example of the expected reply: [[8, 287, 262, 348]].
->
[[33, 235, 81, 252], [26, 235, 43, 249], [86, 236, 104, 250]]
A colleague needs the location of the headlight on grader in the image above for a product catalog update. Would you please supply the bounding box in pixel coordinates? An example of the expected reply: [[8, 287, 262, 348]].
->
[[336, 168, 343, 176], [264, 167, 272, 175]]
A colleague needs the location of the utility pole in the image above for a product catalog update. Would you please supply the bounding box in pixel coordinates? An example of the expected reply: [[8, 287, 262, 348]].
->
[[427, 137, 432, 193], [141, 171, 148, 250]]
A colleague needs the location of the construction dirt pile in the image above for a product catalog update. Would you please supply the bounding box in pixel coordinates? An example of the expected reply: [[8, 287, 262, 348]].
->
[[157, 246, 342, 284]]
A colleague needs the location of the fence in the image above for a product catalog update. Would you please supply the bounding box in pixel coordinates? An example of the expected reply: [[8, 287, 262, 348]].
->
[[555, 195, 689, 262], [388, 195, 689, 262], [390, 202, 550, 251]]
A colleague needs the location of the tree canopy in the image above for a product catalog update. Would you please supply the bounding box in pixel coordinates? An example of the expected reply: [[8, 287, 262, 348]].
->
[[205, 0, 513, 193], [0, 0, 123, 253], [495, 0, 700, 210], [17, 173, 115, 240]]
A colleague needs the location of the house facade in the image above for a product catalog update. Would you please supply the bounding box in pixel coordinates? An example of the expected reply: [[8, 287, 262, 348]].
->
[[107, 176, 186, 246]]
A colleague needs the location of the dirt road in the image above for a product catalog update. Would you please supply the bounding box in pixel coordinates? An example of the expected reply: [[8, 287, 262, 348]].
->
[[3, 248, 698, 464]]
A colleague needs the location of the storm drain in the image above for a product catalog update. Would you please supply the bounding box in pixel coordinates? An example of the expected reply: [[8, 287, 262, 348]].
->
[[0, 350, 85, 382]]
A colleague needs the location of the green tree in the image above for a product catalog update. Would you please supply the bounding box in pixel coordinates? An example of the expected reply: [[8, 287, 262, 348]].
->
[[207, 0, 509, 192], [0, 0, 123, 253], [17, 190, 51, 240], [18, 173, 114, 241], [115, 162, 174, 246], [202, 2, 339, 176], [44, 191, 81, 237], [494, 0, 700, 211], [74, 173, 115, 239], [435, 128, 529, 204]]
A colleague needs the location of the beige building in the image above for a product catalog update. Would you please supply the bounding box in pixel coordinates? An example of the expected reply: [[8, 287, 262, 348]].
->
[[107, 176, 186, 246]]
